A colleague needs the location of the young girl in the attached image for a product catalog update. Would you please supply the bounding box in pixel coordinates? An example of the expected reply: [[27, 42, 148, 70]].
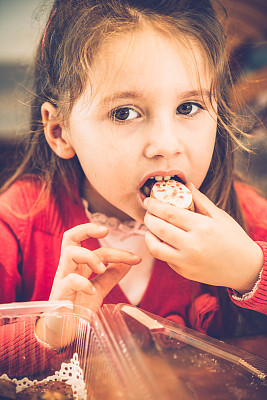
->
[[1, 0, 267, 343]]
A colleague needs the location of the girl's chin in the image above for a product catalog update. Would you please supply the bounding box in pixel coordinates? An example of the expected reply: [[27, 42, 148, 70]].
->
[[135, 206, 147, 224], [109, 194, 147, 223], [124, 205, 146, 224]]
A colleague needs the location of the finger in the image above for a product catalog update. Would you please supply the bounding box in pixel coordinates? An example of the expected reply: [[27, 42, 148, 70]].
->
[[93, 247, 142, 265], [188, 183, 218, 217], [62, 223, 108, 248], [92, 263, 133, 299], [58, 245, 106, 277], [144, 212, 187, 248], [145, 230, 181, 266], [91, 255, 142, 299], [51, 273, 96, 300], [144, 196, 199, 231]]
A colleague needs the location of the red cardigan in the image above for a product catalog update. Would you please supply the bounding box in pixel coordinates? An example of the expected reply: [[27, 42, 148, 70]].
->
[[0, 179, 267, 337]]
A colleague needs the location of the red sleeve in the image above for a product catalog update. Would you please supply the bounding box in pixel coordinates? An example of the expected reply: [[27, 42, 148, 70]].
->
[[0, 183, 29, 303], [0, 319, 63, 378], [0, 180, 45, 303], [235, 182, 267, 242], [0, 219, 23, 303]]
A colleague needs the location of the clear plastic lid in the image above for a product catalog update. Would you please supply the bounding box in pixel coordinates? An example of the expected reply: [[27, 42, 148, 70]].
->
[[0, 301, 267, 399]]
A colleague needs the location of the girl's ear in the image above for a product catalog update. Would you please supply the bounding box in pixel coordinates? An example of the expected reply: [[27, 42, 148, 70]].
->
[[41, 102, 76, 159]]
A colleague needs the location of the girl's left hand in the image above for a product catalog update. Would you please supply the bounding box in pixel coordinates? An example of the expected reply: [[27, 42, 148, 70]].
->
[[144, 184, 263, 294]]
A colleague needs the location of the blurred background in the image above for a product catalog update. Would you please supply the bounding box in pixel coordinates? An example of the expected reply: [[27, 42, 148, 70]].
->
[[0, 0, 51, 135], [0, 0, 267, 192], [0, 0, 52, 184]]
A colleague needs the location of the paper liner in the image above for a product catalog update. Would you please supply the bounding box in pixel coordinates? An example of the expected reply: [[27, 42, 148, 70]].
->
[[0, 353, 87, 400]]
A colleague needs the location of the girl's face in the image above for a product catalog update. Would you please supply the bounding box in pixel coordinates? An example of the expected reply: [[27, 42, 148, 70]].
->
[[65, 28, 217, 222]]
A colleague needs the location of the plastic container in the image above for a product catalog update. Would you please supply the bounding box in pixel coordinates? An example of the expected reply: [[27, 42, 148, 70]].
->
[[0, 301, 267, 399]]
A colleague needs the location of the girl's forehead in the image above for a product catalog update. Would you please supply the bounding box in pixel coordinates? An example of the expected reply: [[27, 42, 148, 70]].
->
[[89, 27, 211, 96], [74, 27, 213, 114]]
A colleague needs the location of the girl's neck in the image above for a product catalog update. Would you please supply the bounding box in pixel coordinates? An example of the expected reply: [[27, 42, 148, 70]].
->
[[82, 180, 131, 222]]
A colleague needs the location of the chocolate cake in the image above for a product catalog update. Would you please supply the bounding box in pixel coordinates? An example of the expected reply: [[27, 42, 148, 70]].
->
[[16, 381, 74, 400], [0, 379, 16, 400]]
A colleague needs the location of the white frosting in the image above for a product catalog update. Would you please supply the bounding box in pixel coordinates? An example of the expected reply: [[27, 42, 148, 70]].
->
[[151, 180, 193, 208]]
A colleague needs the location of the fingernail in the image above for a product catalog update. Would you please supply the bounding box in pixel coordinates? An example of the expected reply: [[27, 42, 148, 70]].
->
[[143, 198, 149, 209], [99, 262, 106, 272], [99, 225, 108, 232], [91, 285, 97, 294], [187, 182, 195, 189], [133, 255, 142, 262]]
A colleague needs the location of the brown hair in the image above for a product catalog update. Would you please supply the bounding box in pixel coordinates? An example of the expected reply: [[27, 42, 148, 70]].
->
[[1, 0, 248, 226]]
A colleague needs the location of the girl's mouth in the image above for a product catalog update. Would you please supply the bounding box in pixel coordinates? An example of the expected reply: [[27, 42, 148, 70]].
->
[[140, 175, 185, 197]]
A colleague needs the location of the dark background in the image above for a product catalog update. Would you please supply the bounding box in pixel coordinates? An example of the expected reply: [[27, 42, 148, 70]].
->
[[0, 0, 267, 193]]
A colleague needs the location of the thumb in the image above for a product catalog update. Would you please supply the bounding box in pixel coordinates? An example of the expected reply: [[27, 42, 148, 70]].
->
[[188, 183, 218, 217]]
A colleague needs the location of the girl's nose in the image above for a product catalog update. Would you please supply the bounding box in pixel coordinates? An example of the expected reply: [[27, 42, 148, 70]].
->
[[144, 118, 183, 159]]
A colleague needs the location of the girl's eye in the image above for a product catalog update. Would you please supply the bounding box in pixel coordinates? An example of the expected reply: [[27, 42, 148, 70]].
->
[[176, 102, 203, 116], [110, 107, 140, 122]]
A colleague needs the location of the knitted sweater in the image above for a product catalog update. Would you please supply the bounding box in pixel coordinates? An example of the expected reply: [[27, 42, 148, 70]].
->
[[0, 179, 267, 330]]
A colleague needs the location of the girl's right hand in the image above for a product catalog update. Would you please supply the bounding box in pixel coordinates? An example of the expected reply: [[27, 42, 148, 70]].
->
[[49, 223, 142, 311]]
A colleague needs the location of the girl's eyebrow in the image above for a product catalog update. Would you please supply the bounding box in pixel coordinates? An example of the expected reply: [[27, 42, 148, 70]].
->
[[180, 89, 211, 100], [99, 91, 143, 106]]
